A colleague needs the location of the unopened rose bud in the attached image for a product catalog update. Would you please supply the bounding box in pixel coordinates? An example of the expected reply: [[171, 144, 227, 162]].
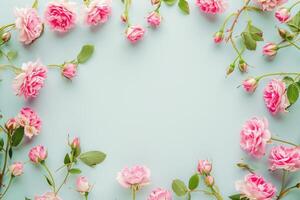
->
[[204, 175, 214, 186], [151, 0, 161, 5], [9, 162, 24, 177], [121, 14, 128, 24], [238, 60, 247, 73], [71, 137, 80, 149], [213, 31, 224, 44], [5, 118, 19, 131], [275, 7, 290, 23], [262, 43, 278, 57], [278, 28, 293, 40], [197, 160, 212, 175], [62, 63, 77, 80], [242, 78, 258, 93], [296, 183, 300, 188], [1, 32, 11, 43], [76, 176, 91, 194], [226, 64, 235, 76]]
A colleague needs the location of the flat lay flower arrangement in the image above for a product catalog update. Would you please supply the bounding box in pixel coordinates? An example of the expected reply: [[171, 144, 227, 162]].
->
[[0, 0, 299, 200]]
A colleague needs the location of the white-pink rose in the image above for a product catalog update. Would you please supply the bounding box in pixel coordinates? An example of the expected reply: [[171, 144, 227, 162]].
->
[[197, 160, 212, 174], [17, 107, 42, 138], [35, 192, 62, 200], [147, 11, 162, 28], [254, 0, 287, 11], [76, 176, 91, 193], [195, 0, 227, 14], [117, 165, 151, 188], [29, 145, 47, 163], [242, 78, 258, 93], [147, 188, 172, 200], [9, 162, 24, 177], [126, 26, 145, 43], [85, 0, 112, 26]]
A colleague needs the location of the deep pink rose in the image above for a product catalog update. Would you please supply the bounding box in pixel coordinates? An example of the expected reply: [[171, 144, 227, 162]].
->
[[240, 117, 271, 158], [269, 146, 300, 172], [76, 176, 91, 193], [29, 145, 47, 163], [13, 60, 47, 99], [85, 0, 111, 26], [45, 1, 77, 32], [213, 31, 224, 44], [35, 192, 62, 200], [147, 11, 162, 28], [263, 79, 289, 115], [147, 188, 172, 200], [14, 7, 43, 45], [262, 43, 278, 57], [254, 0, 287, 11], [62, 63, 77, 79], [17, 107, 41, 138], [235, 174, 276, 200], [275, 7, 290, 23], [117, 165, 151, 188], [197, 160, 212, 174], [9, 162, 24, 177], [242, 78, 258, 93], [195, 0, 227, 14], [126, 26, 145, 43]]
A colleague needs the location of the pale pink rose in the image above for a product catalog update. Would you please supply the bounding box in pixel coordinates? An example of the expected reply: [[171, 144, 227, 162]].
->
[[85, 0, 112, 26], [13, 60, 47, 99], [213, 31, 223, 44], [71, 137, 80, 149], [35, 192, 62, 200], [14, 7, 43, 45], [45, 1, 77, 32], [126, 26, 145, 43], [269, 146, 300, 172], [17, 107, 41, 138], [254, 0, 287, 11], [62, 63, 77, 79], [76, 176, 91, 193], [240, 117, 271, 158], [204, 175, 214, 186], [9, 162, 24, 176], [197, 160, 212, 174], [235, 174, 276, 200], [242, 78, 258, 93], [117, 165, 151, 188], [275, 7, 290, 23], [29, 145, 47, 163], [5, 118, 20, 131], [195, 0, 227, 14], [263, 79, 289, 115], [262, 43, 278, 57], [147, 11, 162, 28], [147, 188, 172, 200]]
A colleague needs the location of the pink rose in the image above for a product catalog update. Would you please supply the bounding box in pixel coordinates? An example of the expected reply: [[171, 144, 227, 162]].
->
[[275, 7, 290, 23], [35, 192, 62, 200], [76, 176, 91, 193], [29, 145, 47, 163], [62, 63, 77, 79], [147, 11, 162, 28], [254, 0, 287, 11], [5, 118, 20, 131], [242, 78, 258, 93], [71, 137, 80, 149], [262, 43, 278, 57], [14, 7, 43, 45], [17, 107, 42, 138], [117, 165, 151, 188], [197, 160, 212, 174], [269, 146, 300, 172], [45, 1, 77, 33], [147, 188, 172, 200], [240, 117, 271, 158], [213, 31, 224, 44], [85, 0, 112, 26], [235, 174, 276, 200], [9, 162, 24, 177], [263, 79, 289, 115], [126, 26, 145, 43], [13, 60, 47, 99], [195, 0, 227, 14]]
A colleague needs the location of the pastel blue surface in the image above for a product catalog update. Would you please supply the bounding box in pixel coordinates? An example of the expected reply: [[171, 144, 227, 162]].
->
[[0, 0, 300, 199]]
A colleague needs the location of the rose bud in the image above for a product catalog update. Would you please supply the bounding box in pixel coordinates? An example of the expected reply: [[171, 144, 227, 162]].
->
[[204, 175, 214, 186], [126, 25, 145, 43], [238, 60, 247, 73], [5, 118, 19, 131], [76, 176, 91, 194], [275, 7, 290, 23], [213, 31, 224, 44], [297, 183, 300, 188], [226, 64, 235, 76], [278, 28, 294, 40], [9, 162, 24, 177], [71, 137, 80, 149], [28, 145, 47, 163], [147, 11, 162, 28], [151, 0, 161, 6], [262, 43, 278, 57], [242, 78, 258, 93], [121, 14, 128, 24], [62, 63, 77, 79], [197, 160, 212, 174], [1, 32, 11, 43]]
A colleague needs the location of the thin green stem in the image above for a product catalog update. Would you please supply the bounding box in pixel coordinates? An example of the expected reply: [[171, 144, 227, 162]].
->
[[55, 163, 73, 194], [0, 64, 22, 74], [41, 162, 56, 192], [289, 1, 300, 11], [124, 0, 131, 27], [47, 64, 62, 69], [271, 137, 298, 147], [0, 176, 13, 199], [210, 186, 223, 200], [131, 187, 136, 200], [285, 39, 300, 50], [0, 137, 10, 189], [276, 170, 288, 200], [220, 13, 237, 31], [257, 72, 300, 80], [0, 24, 15, 32], [154, 1, 162, 12]]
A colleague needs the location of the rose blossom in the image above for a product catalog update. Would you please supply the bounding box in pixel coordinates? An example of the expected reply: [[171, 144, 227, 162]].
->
[[240, 117, 271, 158], [147, 11, 162, 28], [17, 107, 42, 138], [29, 145, 47, 163], [9, 162, 24, 177], [235, 173, 276, 200], [263, 79, 289, 115], [197, 160, 212, 174], [13, 60, 47, 99], [254, 0, 287, 11], [262, 43, 278, 57], [76, 176, 91, 193], [5, 118, 20, 131], [195, 0, 227, 14], [275, 7, 290, 23], [269, 145, 300, 172], [117, 165, 151, 188], [35, 192, 62, 200], [62, 63, 77, 79], [147, 188, 172, 200], [126, 26, 145, 43], [242, 78, 258, 93], [14, 7, 43, 45], [84, 0, 112, 26], [45, 1, 77, 32]]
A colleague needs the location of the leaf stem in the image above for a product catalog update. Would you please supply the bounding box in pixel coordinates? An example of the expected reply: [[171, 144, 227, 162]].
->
[[55, 163, 73, 194], [131, 186, 136, 200], [289, 0, 300, 11], [0, 176, 13, 199], [41, 162, 56, 192], [257, 72, 300, 80], [0, 24, 15, 32], [0, 64, 22, 74], [0, 136, 10, 190], [271, 137, 298, 147]]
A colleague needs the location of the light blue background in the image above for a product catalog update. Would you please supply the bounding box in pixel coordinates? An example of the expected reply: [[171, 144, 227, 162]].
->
[[0, 0, 299, 199]]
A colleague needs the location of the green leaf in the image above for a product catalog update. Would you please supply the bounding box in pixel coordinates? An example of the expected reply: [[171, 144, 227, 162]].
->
[[7, 51, 17, 61], [163, 0, 177, 6], [248, 24, 263, 41], [178, 0, 190, 14], [11, 127, 24, 146], [229, 194, 242, 200], [188, 173, 199, 190], [8, 147, 13, 158], [25, 197, 32, 200], [69, 168, 82, 174], [172, 179, 188, 196], [287, 11, 300, 33], [79, 151, 106, 167], [287, 83, 299, 104], [282, 76, 294, 85], [32, 0, 39, 9], [241, 32, 257, 50], [77, 44, 94, 64], [45, 175, 53, 186], [64, 153, 71, 164]]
